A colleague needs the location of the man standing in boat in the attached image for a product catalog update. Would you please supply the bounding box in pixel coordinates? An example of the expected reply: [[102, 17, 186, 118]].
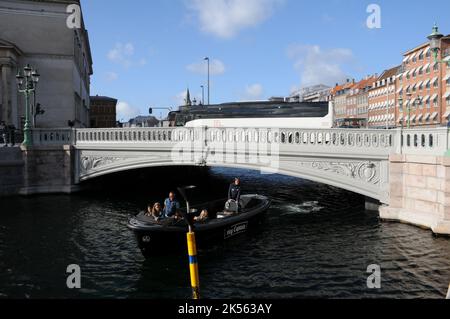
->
[[228, 178, 242, 211], [163, 192, 181, 218]]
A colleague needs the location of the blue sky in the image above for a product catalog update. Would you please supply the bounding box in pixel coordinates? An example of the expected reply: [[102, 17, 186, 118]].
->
[[81, 0, 450, 121]]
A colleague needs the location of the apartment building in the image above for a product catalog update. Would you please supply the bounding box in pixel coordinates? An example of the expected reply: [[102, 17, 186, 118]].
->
[[368, 66, 399, 129]]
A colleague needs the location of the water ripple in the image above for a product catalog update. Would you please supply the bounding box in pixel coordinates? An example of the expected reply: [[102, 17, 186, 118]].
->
[[0, 167, 449, 298]]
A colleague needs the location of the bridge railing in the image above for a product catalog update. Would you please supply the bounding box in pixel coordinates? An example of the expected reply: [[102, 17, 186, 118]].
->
[[31, 129, 74, 146], [74, 127, 177, 144], [399, 128, 450, 155], [31, 127, 450, 157]]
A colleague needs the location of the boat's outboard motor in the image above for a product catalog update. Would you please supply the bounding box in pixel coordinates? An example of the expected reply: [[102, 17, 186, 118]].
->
[[225, 200, 239, 213]]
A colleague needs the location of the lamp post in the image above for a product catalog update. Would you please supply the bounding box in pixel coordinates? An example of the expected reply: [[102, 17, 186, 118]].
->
[[398, 96, 404, 129], [204, 57, 210, 105], [427, 24, 450, 66], [200, 85, 205, 105], [405, 93, 422, 129], [16, 64, 40, 147], [427, 23, 450, 157], [386, 78, 391, 130]]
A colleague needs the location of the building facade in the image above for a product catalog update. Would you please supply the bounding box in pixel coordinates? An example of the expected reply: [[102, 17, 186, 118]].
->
[[89, 96, 117, 128], [0, 0, 93, 129], [331, 80, 355, 127], [123, 116, 159, 128], [288, 84, 331, 103], [347, 76, 377, 128], [395, 34, 450, 128], [368, 67, 399, 129]]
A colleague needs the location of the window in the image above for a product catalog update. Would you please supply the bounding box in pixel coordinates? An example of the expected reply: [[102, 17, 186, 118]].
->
[[447, 97, 450, 106], [419, 52, 424, 60], [434, 80, 439, 88], [426, 82, 431, 90], [426, 66, 431, 74], [426, 50, 431, 58], [419, 68, 423, 75], [447, 78, 450, 86], [426, 100, 431, 109], [434, 63, 439, 71], [413, 70, 417, 78], [433, 97, 438, 107]]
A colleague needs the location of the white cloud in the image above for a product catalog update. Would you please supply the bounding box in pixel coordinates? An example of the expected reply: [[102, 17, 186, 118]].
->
[[287, 44, 356, 87], [107, 43, 148, 68], [116, 101, 140, 121], [241, 83, 264, 101], [105, 71, 118, 82], [186, 59, 226, 75], [187, 0, 283, 38]]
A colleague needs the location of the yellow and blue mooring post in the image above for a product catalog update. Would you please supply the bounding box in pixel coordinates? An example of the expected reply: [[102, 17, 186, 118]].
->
[[187, 227, 200, 299]]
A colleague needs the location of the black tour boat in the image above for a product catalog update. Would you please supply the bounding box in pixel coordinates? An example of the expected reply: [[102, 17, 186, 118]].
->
[[127, 194, 271, 257]]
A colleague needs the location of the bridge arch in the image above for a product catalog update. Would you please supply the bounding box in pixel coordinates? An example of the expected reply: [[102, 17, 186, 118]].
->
[[76, 158, 387, 202]]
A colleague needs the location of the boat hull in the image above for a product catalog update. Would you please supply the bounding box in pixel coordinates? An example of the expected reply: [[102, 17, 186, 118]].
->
[[128, 195, 271, 257]]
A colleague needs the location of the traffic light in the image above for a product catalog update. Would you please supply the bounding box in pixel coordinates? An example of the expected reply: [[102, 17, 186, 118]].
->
[[149, 107, 153, 114], [36, 103, 45, 115]]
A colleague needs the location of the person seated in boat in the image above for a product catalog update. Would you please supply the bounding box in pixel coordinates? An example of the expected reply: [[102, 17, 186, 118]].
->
[[194, 209, 209, 223], [228, 178, 242, 211], [163, 192, 181, 218], [151, 202, 163, 220], [145, 203, 163, 222], [144, 203, 153, 217]]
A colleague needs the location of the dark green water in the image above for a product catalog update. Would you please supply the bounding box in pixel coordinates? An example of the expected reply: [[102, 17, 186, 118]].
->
[[0, 167, 449, 299]]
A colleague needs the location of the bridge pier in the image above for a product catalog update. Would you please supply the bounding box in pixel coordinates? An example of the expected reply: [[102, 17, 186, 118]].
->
[[0, 147, 24, 196], [19, 145, 79, 196], [380, 154, 450, 236]]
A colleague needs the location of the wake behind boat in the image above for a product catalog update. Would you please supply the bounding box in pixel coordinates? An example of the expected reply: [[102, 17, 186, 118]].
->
[[128, 194, 271, 257]]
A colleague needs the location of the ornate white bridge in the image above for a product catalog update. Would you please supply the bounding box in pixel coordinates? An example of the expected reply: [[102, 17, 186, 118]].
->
[[31, 127, 450, 205]]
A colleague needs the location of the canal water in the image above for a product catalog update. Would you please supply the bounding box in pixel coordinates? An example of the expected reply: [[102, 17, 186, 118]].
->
[[0, 167, 449, 299]]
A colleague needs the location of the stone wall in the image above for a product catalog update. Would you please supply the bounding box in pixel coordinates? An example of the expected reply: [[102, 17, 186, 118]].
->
[[380, 154, 450, 235], [20, 145, 79, 195], [0, 148, 24, 196]]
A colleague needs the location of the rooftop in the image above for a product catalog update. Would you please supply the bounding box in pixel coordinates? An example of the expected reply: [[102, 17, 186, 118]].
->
[[90, 95, 118, 103]]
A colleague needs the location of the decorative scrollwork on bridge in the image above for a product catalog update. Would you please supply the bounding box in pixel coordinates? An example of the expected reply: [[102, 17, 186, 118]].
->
[[80, 156, 124, 174], [301, 161, 380, 185]]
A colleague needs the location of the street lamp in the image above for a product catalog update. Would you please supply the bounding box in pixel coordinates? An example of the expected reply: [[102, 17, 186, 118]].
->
[[204, 57, 210, 105], [428, 24, 450, 66], [16, 64, 40, 147], [200, 85, 205, 105], [427, 24, 450, 157], [405, 93, 422, 129], [398, 96, 404, 129]]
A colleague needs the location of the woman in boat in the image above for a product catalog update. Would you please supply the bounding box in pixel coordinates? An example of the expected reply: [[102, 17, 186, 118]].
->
[[144, 202, 163, 222], [152, 203, 163, 221]]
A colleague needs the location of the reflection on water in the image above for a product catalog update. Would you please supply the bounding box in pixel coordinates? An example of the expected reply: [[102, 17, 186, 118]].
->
[[0, 167, 449, 299]]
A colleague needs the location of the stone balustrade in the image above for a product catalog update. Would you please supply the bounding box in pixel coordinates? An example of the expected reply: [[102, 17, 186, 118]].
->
[[32, 129, 74, 146], [29, 126, 450, 158]]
